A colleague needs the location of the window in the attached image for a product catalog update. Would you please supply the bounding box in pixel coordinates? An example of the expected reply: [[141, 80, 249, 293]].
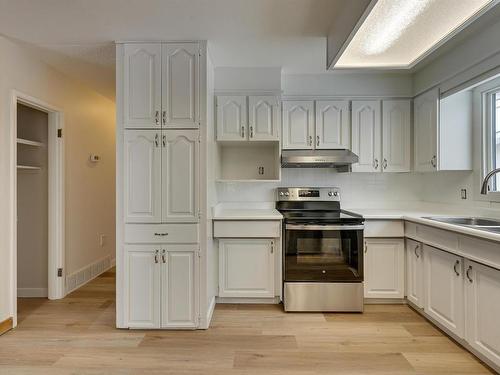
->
[[484, 88, 500, 193]]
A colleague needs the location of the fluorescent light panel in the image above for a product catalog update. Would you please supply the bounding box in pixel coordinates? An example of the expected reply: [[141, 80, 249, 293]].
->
[[336, 0, 494, 68]]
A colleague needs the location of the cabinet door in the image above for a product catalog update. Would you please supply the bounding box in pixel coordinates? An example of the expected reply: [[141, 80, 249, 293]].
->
[[351, 100, 382, 172], [315, 100, 350, 149], [162, 130, 199, 223], [424, 245, 464, 337], [126, 247, 160, 328], [124, 131, 162, 223], [465, 260, 500, 366], [364, 238, 405, 299], [282, 101, 314, 149], [406, 239, 424, 308], [123, 44, 162, 129], [162, 43, 199, 128], [161, 250, 197, 328], [248, 96, 280, 141], [219, 239, 275, 298], [382, 100, 411, 172], [216, 96, 247, 141], [414, 88, 439, 172]]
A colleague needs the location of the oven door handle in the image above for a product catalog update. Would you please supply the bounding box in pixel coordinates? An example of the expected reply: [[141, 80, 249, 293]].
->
[[285, 224, 364, 231]]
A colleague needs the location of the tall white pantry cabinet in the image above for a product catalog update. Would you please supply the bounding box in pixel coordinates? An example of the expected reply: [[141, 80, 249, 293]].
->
[[116, 41, 210, 330]]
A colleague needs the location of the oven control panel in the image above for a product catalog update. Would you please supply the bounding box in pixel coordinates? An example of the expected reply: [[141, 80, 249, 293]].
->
[[277, 187, 340, 201]]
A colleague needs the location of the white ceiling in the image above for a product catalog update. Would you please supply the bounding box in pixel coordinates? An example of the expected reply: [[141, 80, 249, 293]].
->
[[0, 0, 347, 99], [336, 0, 493, 68]]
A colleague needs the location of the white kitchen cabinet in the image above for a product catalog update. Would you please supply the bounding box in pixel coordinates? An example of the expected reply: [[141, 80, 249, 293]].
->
[[216, 96, 247, 141], [315, 100, 350, 149], [364, 238, 405, 299], [126, 246, 198, 329], [161, 250, 197, 328], [282, 101, 314, 149], [124, 130, 162, 223], [424, 245, 464, 337], [406, 239, 424, 308], [248, 96, 280, 141], [219, 239, 275, 298], [351, 100, 382, 172], [465, 260, 500, 367], [123, 44, 162, 129], [162, 130, 199, 222], [126, 247, 161, 328], [162, 43, 199, 128], [414, 88, 439, 172], [382, 100, 411, 172]]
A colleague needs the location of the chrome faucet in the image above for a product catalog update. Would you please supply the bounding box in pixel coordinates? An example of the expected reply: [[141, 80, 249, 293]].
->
[[480, 167, 500, 194]]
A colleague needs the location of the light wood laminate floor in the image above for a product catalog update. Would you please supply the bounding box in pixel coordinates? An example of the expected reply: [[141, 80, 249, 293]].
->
[[1, 268, 493, 374]]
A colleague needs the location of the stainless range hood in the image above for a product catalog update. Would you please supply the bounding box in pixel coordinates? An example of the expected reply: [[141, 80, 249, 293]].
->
[[281, 149, 358, 171]]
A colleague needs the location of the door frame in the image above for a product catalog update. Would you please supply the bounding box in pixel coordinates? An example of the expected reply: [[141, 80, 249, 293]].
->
[[9, 90, 65, 327]]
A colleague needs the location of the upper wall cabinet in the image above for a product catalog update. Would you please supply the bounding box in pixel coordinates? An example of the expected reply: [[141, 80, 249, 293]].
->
[[351, 99, 411, 173], [351, 100, 382, 172], [414, 88, 438, 172], [282, 101, 315, 149], [315, 100, 350, 149], [382, 100, 411, 172], [216, 95, 279, 141], [162, 43, 199, 129], [123, 44, 162, 129], [123, 42, 200, 129]]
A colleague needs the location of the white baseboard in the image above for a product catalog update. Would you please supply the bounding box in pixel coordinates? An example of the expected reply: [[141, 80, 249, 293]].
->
[[65, 255, 112, 295], [17, 288, 48, 298]]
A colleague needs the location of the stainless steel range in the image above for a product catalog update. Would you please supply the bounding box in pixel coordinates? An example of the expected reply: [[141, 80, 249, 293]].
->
[[276, 187, 364, 312]]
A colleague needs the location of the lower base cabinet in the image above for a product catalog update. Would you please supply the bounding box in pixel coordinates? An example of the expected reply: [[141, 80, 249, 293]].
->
[[406, 239, 424, 308], [465, 260, 500, 366], [423, 245, 464, 338], [364, 238, 405, 299], [219, 239, 275, 298], [126, 245, 198, 329]]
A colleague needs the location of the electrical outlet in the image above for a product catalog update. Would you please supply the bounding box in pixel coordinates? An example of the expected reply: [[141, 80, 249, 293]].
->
[[460, 189, 467, 200], [99, 234, 106, 247]]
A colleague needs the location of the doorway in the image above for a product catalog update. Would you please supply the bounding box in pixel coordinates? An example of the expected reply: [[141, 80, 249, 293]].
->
[[10, 92, 65, 327]]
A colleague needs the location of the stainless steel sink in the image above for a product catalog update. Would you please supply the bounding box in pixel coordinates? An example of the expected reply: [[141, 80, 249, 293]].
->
[[423, 216, 500, 233]]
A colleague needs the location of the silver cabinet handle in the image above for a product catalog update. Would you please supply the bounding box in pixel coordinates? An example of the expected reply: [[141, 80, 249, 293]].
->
[[453, 260, 460, 276], [431, 155, 437, 168], [162, 249, 166, 264], [154, 232, 168, 236], [154, 133, 159, 147], [154, 250, 159, 264], [241, 126, 245, 138], [466, 265, 473, 283], [383, 158, 388, 170], [414, 245, 420, 258], [373, 158, 379, 170], [270, 241, 274, 254], [155, 110, 159, 125], [162, 134, 166, 147], [250, 126, 253, 138], [316, 135, 320, 147], [162, 110, 166, 125]]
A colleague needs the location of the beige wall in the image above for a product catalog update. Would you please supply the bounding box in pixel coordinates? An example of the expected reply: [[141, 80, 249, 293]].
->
[[0, 36, 115, 321]]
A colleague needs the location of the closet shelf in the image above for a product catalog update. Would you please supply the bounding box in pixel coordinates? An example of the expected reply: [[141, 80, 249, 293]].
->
[[17, 138, 45, 147], [17, 165, 42, 170]]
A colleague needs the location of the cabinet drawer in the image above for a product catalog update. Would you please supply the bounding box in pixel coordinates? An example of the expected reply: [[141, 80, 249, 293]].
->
[[125, 224, 199, 244], [213, 220, 281, 238], [364, 220, 404, 237]]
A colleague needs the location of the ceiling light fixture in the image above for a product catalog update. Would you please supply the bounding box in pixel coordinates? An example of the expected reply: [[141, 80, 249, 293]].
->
[[362, 0, 433, 55]]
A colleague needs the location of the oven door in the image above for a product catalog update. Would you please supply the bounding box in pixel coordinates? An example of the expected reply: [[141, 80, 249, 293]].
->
[[284, 224, 364, 282]]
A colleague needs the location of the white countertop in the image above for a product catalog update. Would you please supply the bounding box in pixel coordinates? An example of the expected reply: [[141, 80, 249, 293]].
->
[[213, 208, 283, 220], [345, 207, 500, 243]]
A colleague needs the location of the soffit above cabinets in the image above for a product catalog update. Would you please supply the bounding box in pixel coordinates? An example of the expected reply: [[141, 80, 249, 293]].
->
[[333, 0, 496, 69]]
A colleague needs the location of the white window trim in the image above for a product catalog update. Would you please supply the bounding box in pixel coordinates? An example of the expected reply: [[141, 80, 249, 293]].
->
[[474, 76, 500, 203]]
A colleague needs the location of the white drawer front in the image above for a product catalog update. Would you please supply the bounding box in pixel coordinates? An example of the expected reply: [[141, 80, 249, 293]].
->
[[125, 224, 199, 244], [364, 220, 404, 238], [213, 220, 281, 238]]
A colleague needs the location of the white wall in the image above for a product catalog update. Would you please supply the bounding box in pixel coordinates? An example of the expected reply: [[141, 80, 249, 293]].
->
[[0, 36, 115, 322]]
